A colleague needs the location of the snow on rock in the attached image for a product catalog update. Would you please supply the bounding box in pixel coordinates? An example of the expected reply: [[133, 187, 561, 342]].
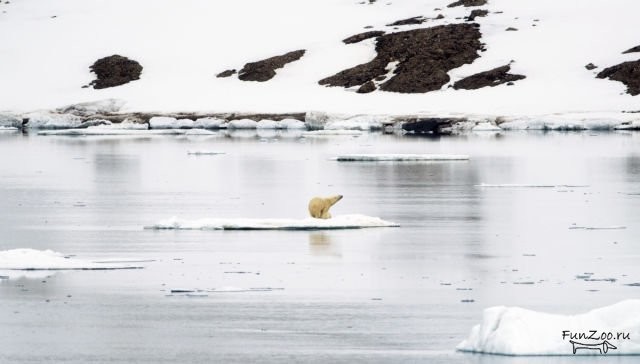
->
[[457, 300, 640, 355], [145, 214, 399, 230], [56, 99, 125, 116], [0, 249, 142, 271], [334, 154, 470, 161], [228, 119, 258, 129], [256, 119, 279, 129], [0, 114, 23, 128], [22, 112, 82, 129]]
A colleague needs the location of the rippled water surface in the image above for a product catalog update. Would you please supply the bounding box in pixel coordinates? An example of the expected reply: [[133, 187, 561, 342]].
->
[[1, 130, 639, 363]]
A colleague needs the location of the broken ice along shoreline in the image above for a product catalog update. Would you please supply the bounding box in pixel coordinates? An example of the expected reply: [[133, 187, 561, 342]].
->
[[2, 100, 640, 135]]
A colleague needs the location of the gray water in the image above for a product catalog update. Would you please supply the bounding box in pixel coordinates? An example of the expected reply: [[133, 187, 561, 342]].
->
[[1, 129, 639, 363]]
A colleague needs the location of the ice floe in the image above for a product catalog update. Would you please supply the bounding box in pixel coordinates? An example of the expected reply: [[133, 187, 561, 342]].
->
[[23, 112, 83, 129], [569, 225, 627, 230], [0, 249, 143, 271], [145, 214, 399, 230], [477, 183, 589, 188], [187, 150, 226, 156], [457, 300, 640, 355], [228, 119, 258, 129], [168, 287, 284, 296], [302, 130, 362, 137], [334, 154, 470, 162], [0, 126, 19, 132], [38, 128, 183, 136], [472, 122, 502, 132]]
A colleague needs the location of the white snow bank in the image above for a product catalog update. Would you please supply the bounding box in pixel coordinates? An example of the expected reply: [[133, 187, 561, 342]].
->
[[56, 99, 125, 116], [472, 122, 502, 132], [254, 119, 306, 129], [334, 154, 470, 162], [149, 116, 227, 129], [302, 130, 362, 137], [325, 115, 389, 131], [23, 112, 82, 129], [228, 119, 258, 129], [498, 115, 640, 131], [88, 120, 148, 130], [145, 214, 399, 230], [187, 150, 225, 155], [279, 118, 307, 129], [256, 119, 279, 129], [194, 117, 226, 129], [0, 249, 142, 270], [457, 300, 640, 355]]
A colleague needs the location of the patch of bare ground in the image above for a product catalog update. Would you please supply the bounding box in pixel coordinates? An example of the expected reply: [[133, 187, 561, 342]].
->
[[448, 0, 487, 8], [88, 55, 142, 89], [597, 60, 640, 95], [453, 65, 525, 90], [343, 31, 385, 44], [237, 50, 305, 82], [319, 23, 482, 93]]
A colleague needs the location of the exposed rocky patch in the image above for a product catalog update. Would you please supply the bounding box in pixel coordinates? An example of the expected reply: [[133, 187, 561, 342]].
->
[[597, 60, 640, 96], [396, 117, 463, 135], [216, 69, 237, 78], [343, 31, 385, 44], [622, 46, 640, 54], [453, 65, 525, 90], [585, 63, 597, 70], [506, 27, 518, 31], [386, 16, 426, 26], [357, 81, 377, 93], [448, 0, 487, 8], [238, 50, 305, 82], [319, 23, 482, 93], [88, 55, 143, 89], [467, 9, 488, 21]]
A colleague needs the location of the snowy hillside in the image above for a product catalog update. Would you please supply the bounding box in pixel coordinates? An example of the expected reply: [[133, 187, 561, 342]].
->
[[1, 0, 639, 119]]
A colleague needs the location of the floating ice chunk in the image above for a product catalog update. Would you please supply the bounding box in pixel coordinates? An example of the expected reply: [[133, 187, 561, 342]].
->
[[302, 130, 362, 136], [325, 115, 388, 131], [334, 154, 470, 162], [256, 119, 279, 129], [145, 214, 399, 230], [89, 120, 148, 130], [184, 129, 220, 135], [194, 117, 226, 129], [187, 150, 225, 155], [614, 121, 640, 130], [0, 114, 22, 128], [569, 226, 627, 230], [472, 122, 502, 132], [457, 300, 640, 355], [0, 249, 142, 271], [22, 112, 82, 129], [279, 118, 307, 129], [228, 118, 258, 129], [149, 117, 194, 129], [477, 183, 588, 188], [0, 126, 19, 132]]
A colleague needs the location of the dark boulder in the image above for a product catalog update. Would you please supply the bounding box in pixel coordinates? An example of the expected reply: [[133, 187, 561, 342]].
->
[[89, 55, 142, 89], [453, 65, 525, 90]]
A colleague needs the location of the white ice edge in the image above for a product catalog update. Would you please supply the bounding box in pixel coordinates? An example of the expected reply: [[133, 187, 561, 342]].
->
[[334, 154, 470, 161], [477, 183, 589, 188], [145, 214, 399, 230], [569, 226, 627, 230], [457, 300, 640, 356], [0, 249, 143, 271], [302, 130, 363, 136], [187, 150, 226, 155]]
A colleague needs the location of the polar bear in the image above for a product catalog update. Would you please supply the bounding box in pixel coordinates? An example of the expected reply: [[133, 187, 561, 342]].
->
[[308, 195, 343, 219]]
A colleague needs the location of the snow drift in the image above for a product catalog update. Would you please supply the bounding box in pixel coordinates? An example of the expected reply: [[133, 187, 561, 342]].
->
[[145, 214, 399, 230], [457, 300, 640, 355]]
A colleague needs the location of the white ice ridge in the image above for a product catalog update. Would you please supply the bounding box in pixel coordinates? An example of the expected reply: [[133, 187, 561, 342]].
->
[[457, 300, 640, 356], [0, 249, 143, 270], [477, 183, 589, 188], [37, 128, 208, 136], [302, 130, 363, 136], [145, 214, 399, 230], [334, 154, 470, 162], [187, 150, 225, 155]]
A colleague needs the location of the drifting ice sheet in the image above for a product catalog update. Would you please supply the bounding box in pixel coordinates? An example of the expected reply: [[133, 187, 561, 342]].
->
[[457, 300, 640, 355], [334, 154, 470, 162], [477, 183, 588, 188], [187, 150, 225, 155], [0, 249, 142, 270], [38, 129, 186, 136], [145, 214, 399, 230]]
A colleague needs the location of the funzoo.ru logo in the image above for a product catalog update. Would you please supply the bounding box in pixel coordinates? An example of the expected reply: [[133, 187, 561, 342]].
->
[[562, 330, 631, 354]]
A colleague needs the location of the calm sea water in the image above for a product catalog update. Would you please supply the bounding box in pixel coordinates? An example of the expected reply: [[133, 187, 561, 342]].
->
[[1, 129, 639, 363]]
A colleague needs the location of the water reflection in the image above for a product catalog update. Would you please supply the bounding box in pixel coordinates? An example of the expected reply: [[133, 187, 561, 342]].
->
[[308, 232, 341, 257]]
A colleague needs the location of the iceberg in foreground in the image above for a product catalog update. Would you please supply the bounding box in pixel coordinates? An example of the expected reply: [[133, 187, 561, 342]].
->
[[334, 154, 470, 161], [0, 249, 142, 270], [457, 300, 640, 356], [145, 214, 399, 230]]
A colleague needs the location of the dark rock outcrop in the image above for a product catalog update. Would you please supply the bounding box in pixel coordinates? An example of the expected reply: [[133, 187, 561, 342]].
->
[[386, 16, 426, 26], [89, 55, 142, 89], [216, 69, 237, 78], [453, 65, 525, 90], [467, 9, 488, 21], [343, 31, 385, 44], [585, 63, 597, 70], [506, 27, 518, 31], [448, 0, 487, 8], [357, 81, 377, 93], [622, 46, 640, 54], [238, 50, 305, 82], [400, 118, 460, 135], [319, 23, 482, 93], [597, 60, 640, 96]]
